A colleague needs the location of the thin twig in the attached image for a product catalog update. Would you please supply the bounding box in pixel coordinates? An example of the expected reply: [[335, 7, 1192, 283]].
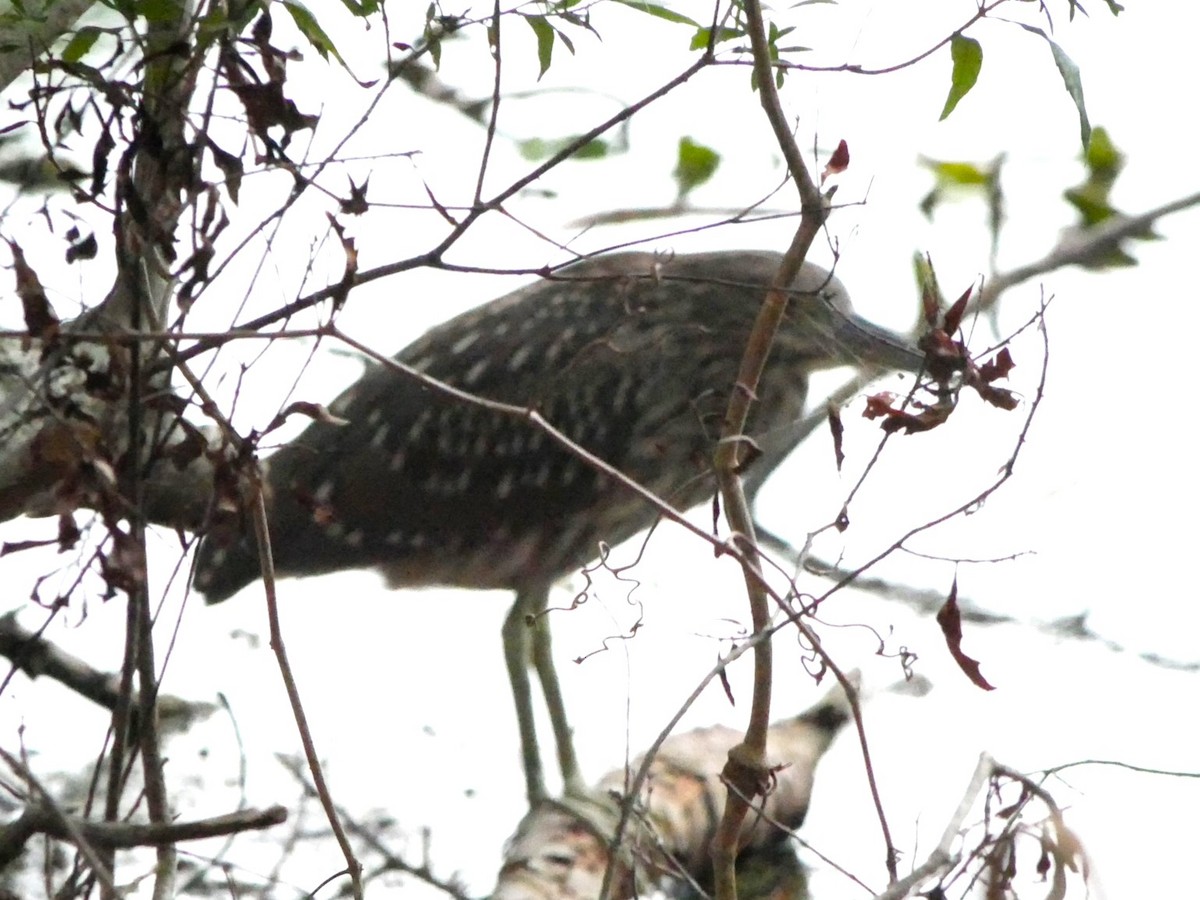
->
[[167, 53, 715, 368], [251, 482, 364, 900], [275, 754, 472, 900], [870, 752, 993, 900]]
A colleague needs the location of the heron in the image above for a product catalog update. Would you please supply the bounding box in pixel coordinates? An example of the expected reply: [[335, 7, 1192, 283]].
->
[[193, 250, 923, 806]]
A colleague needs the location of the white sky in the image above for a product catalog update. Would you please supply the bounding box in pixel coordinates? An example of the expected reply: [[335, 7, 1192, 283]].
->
[[0, 1, 1197, 898]]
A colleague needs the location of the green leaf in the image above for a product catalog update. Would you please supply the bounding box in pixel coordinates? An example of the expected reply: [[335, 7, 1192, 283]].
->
[[133, 0, 184, 24], [610, 0, 699, 27], [1069, 0, 1124, 17], [1048, 40, 1089, 148], [912, 252, 945, 319], [924, 159, 990, 186], [673, 136, 720, 199], [518, 136, 610, 161], [690, 25, 741, 51], [1017, 24, 1090, 149], [1083, 126, 1122, 180], [939, 34, 982, 121], [280, 0, 347, 65], [61, 26, 102, 63], [338, 0, 378, 15], [1063, 185, 1116, 227], [524, 15, 555, 80]]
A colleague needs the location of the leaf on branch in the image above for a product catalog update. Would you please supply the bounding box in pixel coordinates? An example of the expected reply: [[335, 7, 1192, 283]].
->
[[915, 252, 943, 326], [524, 14, 555, 79], [936, 577, 995, 690], [943, 285, 971, 335], [611, 0, 700, 28], [340, 176, 369, 215], [940, 33, 982, 121], [1082, 125, 1122, 182], [1017, 24, 1091, 149], [518, 135, 610, 161], [923, 159, 992, 186], [206, 138, 244, 203], [7, 239, 60, 345], [673, 136, 720, 200], [61, 26, 103, 63], [229, 81, 319, 141], [224, 14, 320, 146], [918, 155, 1004, 222], [90, 127, 115, 198], [826, 403, 844, 471], [65, 228, 97, 263], [718, 658, 735, 706], [279, 0, 351, 70], [965, 347, 1018, 409], [863, 392, 952, 434], [690, 25, 742, 52], [979, 348, 1016, 383], [821, 139, 849, 184], [337, 0, 378, 16], [972, 380, 1018, 411]]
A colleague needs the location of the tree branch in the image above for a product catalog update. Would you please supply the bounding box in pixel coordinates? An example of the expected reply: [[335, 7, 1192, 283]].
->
[[0, 793, 287, 869]]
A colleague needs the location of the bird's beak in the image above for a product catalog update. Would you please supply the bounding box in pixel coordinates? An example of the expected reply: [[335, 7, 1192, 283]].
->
[[831, 309, 925, 374]]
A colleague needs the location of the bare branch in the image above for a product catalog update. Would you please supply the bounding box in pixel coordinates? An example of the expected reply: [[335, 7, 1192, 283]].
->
[[0, 611, 210, 725], [0, 794, 288, 868]]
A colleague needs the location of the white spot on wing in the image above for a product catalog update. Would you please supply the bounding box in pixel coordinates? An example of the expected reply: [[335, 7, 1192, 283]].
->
[[496, 471, 515, 499], [451, 331, 481, 355], [369, 424, 390, 450], [464, 358, 489, 385], [508, 345, 532, 372]]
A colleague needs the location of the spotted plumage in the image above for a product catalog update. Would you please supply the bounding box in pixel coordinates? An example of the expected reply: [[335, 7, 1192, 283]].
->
[[193, 250, 922, 805], [195, 250, 918, 601]]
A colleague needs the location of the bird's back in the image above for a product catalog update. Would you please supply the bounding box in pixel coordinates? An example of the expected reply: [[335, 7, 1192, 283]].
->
[[194, 251, 894, 601]]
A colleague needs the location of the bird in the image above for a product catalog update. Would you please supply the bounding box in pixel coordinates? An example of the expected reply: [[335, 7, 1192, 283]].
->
[[192, 249, 923, 806]]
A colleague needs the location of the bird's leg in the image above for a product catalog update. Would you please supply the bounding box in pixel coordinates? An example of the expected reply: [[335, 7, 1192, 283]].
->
[[502, 591, 548, 806], [529, 598, 586, 799]]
